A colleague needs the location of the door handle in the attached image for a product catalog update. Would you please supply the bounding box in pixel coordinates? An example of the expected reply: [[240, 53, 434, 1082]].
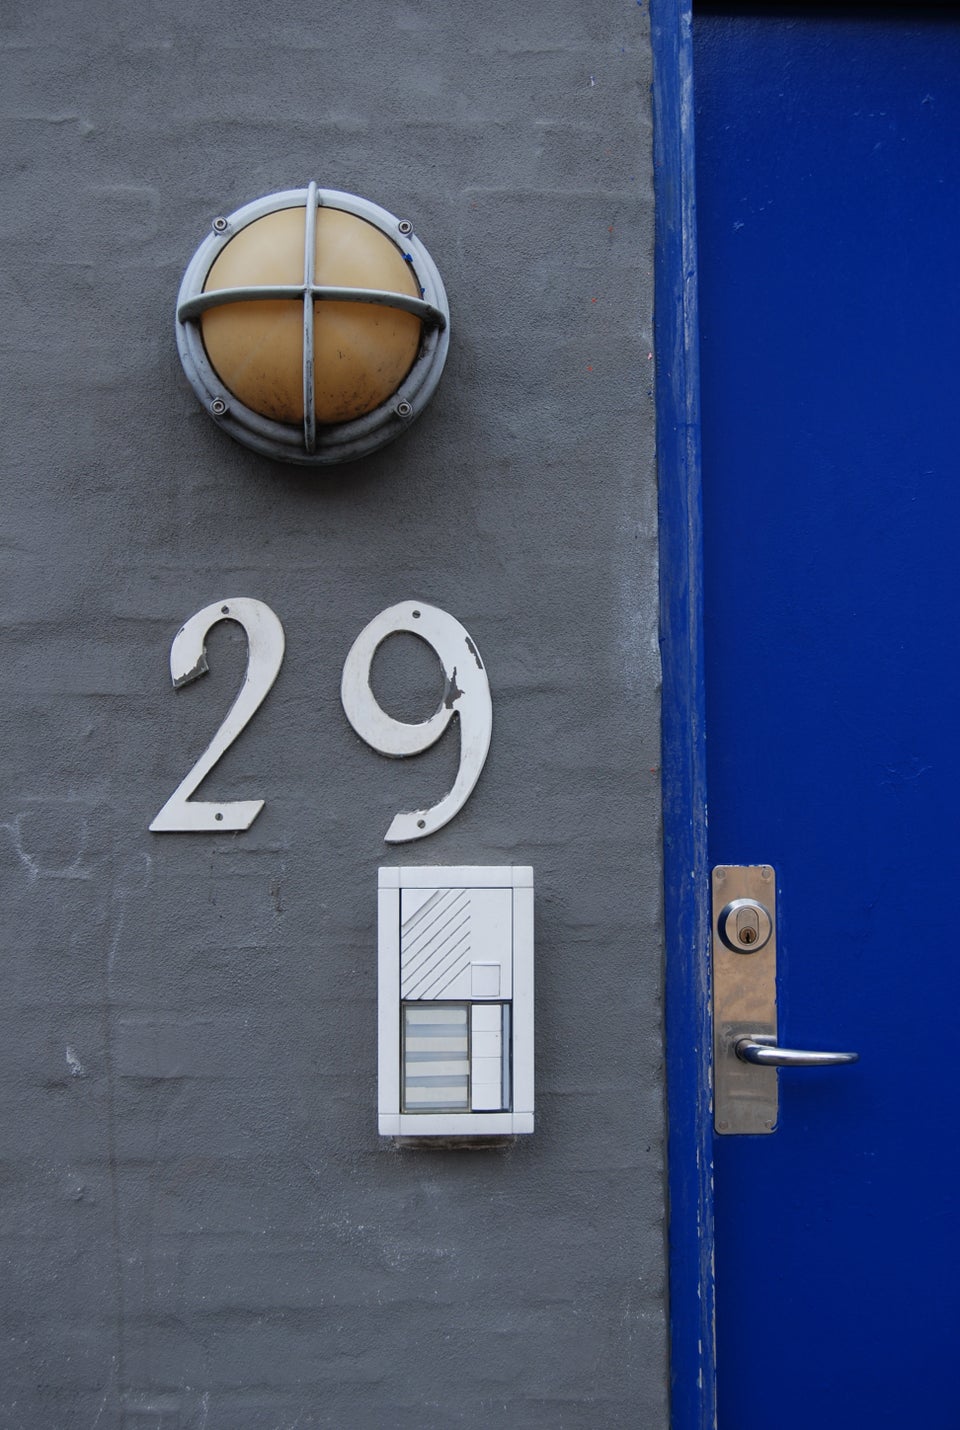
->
[[735, 1037, 858, 1067]]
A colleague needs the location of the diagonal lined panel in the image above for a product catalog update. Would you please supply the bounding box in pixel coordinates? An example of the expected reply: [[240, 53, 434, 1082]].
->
[[401, 890, 467, 972], [401, 890, 472, 998], [403, 919, 471, 996]]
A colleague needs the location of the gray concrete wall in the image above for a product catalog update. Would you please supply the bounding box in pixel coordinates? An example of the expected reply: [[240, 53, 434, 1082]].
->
[[1, 2, 667, 1426]]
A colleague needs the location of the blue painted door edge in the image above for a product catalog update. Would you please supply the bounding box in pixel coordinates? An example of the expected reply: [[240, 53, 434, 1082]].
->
[[650, 2, 716, 1426]]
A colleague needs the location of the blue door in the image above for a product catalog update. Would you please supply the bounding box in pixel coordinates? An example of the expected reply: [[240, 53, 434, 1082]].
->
[[694, 7, 960, 1424]]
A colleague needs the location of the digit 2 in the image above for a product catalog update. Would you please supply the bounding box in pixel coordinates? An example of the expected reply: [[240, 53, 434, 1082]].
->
[[149, 597, 285, 833]]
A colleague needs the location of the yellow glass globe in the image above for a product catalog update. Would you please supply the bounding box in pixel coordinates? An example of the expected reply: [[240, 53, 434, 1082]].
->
[[200, 206, 422, 425]]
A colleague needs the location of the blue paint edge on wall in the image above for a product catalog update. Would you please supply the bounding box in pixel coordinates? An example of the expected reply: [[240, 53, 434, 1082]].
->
[[650, 2, 717, 1426]]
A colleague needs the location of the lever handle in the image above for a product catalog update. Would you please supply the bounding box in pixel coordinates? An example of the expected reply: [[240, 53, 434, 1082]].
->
[[735, 1037, 858, 1068]]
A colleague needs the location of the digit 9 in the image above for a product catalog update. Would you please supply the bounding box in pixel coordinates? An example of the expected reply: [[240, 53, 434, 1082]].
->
[[340, 601, 492, 841]]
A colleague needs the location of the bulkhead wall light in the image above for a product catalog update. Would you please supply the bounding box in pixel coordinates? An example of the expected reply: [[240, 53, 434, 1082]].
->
[[175, 185, 450, 464]]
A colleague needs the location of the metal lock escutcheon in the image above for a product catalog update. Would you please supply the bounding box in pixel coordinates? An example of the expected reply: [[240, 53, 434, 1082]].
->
[[712, 865, 858, 1136]]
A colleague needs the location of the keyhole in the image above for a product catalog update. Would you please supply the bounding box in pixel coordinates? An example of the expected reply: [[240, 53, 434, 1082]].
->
[[735, 906, 761, 946]]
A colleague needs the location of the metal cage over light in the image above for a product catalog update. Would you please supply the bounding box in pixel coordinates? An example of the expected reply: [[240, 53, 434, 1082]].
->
[[175, 185, 450, 465]]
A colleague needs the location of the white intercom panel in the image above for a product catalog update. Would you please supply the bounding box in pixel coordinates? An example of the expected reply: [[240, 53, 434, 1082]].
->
[[378, 866, 534, 1137]]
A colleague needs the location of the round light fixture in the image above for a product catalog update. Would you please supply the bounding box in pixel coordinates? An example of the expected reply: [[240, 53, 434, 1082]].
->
[[176, 185, 450, 464]]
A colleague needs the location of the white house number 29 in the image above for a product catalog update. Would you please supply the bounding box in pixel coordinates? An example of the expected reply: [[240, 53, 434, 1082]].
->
[[149, 598, 492, 843]]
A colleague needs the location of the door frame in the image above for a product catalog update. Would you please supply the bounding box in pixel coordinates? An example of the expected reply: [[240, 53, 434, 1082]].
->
[[650, 3, 716, 1426]]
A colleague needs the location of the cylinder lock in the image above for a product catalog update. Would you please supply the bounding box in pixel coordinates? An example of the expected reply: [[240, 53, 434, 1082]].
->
[[717, 897, 773, 953]]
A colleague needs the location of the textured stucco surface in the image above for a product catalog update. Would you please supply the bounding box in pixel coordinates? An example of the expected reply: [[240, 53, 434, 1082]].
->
[[0, 2, 666, 1426]]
